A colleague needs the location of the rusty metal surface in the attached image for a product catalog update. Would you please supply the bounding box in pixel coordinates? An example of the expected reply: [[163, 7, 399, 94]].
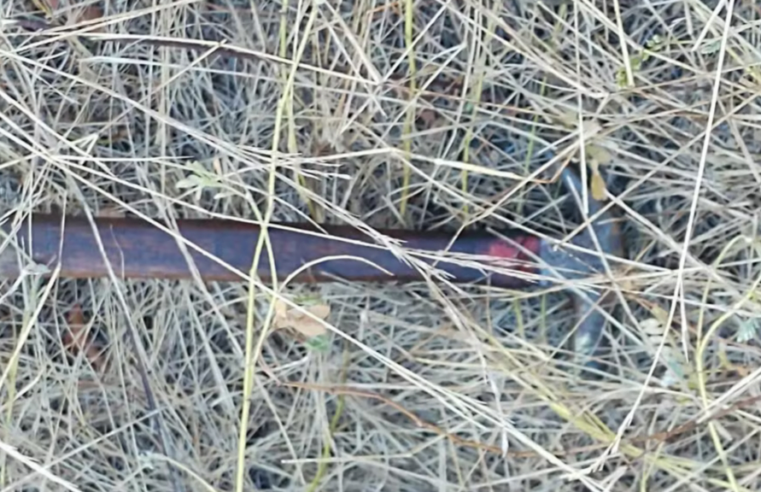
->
[[0, 215, 543, 287]]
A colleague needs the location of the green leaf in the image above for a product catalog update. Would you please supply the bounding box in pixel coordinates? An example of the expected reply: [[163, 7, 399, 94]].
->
[[294, 294, 326, 306], [700, 39, 722, 55], [737, 319, 759, 343], [646, 35, 664, 50], [187, 160, 208, 174], [615, 67, 628, 89], [305, 334, 330, 352], [176, 176, 201, 190]]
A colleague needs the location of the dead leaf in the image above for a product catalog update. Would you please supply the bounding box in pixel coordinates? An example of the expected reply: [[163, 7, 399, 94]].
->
[[31, 0, 57, 17], [585, 143, 613, 166], [581, 119, 603, 139], [416, 109, 439, 128], [588, 159, 607, 201], [212, 157, 222, 175], [73, 4, 104, 31], [649, 304, 671, 325], [273, 299, 330, 339], [67, 304, 85, 325], [64, 304, 103, 370], [80, 4, 103, 21], [591, 170, 607, 201], [274, 299, 288, 320], [556, 110, 578, 129]]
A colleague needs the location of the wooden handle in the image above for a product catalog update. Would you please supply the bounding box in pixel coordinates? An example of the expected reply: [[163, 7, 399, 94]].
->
[[0, 215, 542, 287]]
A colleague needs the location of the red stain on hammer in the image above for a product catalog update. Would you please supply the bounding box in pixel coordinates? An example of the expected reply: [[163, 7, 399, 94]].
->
[[484, 236, 541, 266]]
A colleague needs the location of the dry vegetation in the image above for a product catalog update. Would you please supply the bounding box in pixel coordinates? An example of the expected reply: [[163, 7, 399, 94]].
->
[[2, 0, 761, 490]]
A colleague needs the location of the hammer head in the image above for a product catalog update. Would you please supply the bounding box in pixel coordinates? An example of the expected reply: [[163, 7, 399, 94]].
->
[[538, 168, 624, 369]]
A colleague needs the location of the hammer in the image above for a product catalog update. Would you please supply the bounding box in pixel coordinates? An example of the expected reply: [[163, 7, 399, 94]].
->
[[0, 168, 624, 363]]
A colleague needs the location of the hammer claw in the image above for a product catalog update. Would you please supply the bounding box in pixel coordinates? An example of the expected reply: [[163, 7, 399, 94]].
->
[[544, 166, 624, 368], [573, 293, 609, 370]]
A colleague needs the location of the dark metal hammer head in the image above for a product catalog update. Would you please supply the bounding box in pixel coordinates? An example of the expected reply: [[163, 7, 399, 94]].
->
[[538, 168, 625, 368]]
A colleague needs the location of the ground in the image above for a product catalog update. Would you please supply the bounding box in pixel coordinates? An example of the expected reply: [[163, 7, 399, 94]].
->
[[2, 0, 761, 490]]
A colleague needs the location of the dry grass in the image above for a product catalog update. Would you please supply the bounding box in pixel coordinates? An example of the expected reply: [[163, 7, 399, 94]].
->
[[2, 0, 761, 490]]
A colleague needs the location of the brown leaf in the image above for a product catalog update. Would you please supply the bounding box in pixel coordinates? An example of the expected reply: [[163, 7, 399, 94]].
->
[[64, 304, 103, 369], [80, 4, 103, 21], [272, 300, 330, 338], [305, 304, 330, 320], [67, 303, 85, 327], [416, 109, 439, 128], [273, 299, 290, 329], [292, 305, 330, 338], [73, 4, 104, 31], [292, 319, 327, 338]]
